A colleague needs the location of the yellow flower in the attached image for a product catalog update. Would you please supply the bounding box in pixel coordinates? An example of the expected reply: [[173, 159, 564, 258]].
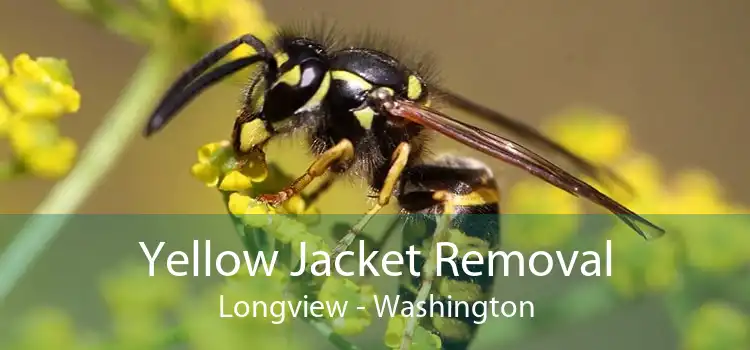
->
[[290, 230, 329, 258], [0, 98, 12, 135], [607, 153, 665, 211], [168, 0, 226, 23], [684, 301, 749, 350], [662, 170, 731, 214], [23, 136, 77, 178], [605, 225, 679, 298], [0, 53, 8, 85], [197, 140, 229, 163], [384, 316, 442, 350], [543, 108, 631, 164], [16, 308, 78, 350], [504, 179, 581, 250], [282, 195, 307, 215], [190, 140, 268, 190], [101, 264, 185, 317], [3, 54, 80, 118], [218, 170, 253, 191], [318, 277, 374, 335], [219, 0, 277, 59], [183, 274, 302, 350], [0, 53, 80, 180], [191, 162, 220, 186], [678, 213, 750, 272], [634, 167, 749, 272], [7, 118, 78, 178], [167, 0, 277, 60]]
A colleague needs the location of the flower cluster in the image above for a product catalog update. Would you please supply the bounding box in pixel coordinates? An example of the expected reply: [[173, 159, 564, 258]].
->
[[190, 140, 441, 349], [0, 53, 80, 180], [684, 301, 749, 350], [168, 0, 278, 56], [504, 108, 750, 286], [533, 108, 750, 347]]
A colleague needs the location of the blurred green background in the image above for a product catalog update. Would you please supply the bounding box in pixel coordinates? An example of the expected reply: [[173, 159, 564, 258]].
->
[[0, 0, 748, 349]]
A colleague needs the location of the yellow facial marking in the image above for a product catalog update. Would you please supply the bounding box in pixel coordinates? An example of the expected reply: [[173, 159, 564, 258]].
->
[[275, 65, 301, 87], [407, 75, 423, 100], [274, 52, 290, 67], [299, 73, 330, 111], [239, 119, 270, 152], [331, 70, 373, 90], [450, 187, 500, 206], [353, 107, 376, 129]]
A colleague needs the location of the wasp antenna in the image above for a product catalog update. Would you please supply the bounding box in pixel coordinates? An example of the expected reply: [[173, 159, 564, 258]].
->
[[144, 34, 276, 137], [144, 56, 268, 136]]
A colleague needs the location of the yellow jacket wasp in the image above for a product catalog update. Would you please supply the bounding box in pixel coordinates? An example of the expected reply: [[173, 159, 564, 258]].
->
[[144, 25, 665, 350]]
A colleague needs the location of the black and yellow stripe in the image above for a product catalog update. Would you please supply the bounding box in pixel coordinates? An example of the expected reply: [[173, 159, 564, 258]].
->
[[397, 156, 501, 350]]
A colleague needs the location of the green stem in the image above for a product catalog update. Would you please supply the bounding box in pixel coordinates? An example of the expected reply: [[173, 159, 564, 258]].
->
[[0, 50, 173, 305]]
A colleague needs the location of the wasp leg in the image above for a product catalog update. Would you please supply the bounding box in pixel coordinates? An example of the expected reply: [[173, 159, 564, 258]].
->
[[400, 191, 456, 350], [397, 155, 501, 350], [303, 172, 339, 208], [257, 139, 355, 206], [330, 142, 412, 258]]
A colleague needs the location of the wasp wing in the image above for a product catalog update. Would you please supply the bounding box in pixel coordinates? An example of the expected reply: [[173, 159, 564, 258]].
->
[[384, 98, 665, 240], [434, 87, 633, 195]]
